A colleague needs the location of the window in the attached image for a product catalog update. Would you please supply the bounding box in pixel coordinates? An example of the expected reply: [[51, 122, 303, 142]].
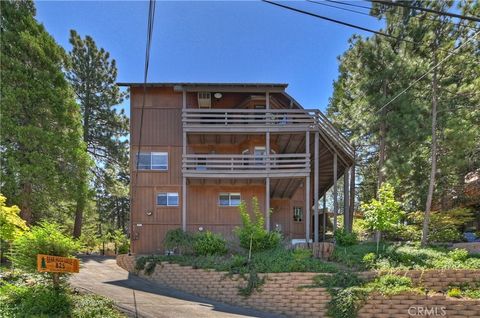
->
[[254, 147, 266, 165], [293, 207, 303, 222], [219, 193, 241, 207], [157, 193, 179, 206], [136, 152, 168, 170]]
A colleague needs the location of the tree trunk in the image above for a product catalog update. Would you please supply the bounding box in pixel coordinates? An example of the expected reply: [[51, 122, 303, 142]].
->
[[422, 57, 439, 247], [20, 182, 33, 225], [378, 81, 387, 191], [73, 177, 87, 238]]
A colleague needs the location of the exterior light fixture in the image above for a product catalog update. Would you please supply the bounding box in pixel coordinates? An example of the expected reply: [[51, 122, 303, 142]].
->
[[213, 92, 222, 99]]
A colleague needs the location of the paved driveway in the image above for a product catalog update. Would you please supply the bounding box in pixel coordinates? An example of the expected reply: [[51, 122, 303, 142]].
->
[[70, 256, 281, 318]]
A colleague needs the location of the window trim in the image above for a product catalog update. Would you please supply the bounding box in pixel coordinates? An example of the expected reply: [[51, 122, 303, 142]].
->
[[136, 152, 168, 171], [218, 192, 241, 207], [157, 192, 179, 207]]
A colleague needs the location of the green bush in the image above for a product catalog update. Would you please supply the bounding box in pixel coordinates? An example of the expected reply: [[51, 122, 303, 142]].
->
[[0, 283, 124, 318], [163, 228, 194, 255], [234, 197, 281, 252], [334, 228, 358, 246], [383, 224, 421, 242], [193, 231, 227, 256], [10, 222, 79, 286], [449, 248, 469, 262], [362, 252, 377, 269], [448, 288, 462, 298]]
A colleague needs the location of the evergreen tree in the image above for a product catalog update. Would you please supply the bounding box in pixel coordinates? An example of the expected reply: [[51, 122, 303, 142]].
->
[[66, 30, 129, 237], [0, 0, 89, 225]]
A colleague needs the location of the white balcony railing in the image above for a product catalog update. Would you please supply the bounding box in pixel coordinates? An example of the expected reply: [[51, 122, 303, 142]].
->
[[182, 153, 310, 177]]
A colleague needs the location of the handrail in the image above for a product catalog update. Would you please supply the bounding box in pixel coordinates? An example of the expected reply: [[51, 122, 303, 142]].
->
[[182, 108, 354, 160]]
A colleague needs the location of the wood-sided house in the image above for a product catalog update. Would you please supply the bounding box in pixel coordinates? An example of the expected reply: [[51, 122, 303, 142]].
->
[[119, 82, 354, 254]]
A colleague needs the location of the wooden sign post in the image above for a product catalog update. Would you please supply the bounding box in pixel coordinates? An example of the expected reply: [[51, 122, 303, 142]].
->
[[37, 254, 80, 273]]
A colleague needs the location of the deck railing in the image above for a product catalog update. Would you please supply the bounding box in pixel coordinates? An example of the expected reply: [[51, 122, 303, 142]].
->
[[182, 153, 310, 177], [182, 108, 354, 158]]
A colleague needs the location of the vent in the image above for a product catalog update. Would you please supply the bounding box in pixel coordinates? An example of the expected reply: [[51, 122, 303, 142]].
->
[[197, 92, 212, 108]]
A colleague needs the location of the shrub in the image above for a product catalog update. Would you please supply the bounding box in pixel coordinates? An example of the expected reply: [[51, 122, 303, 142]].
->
[[0, 194, 28, 262], [352, 218, 371, 241], [334, 228, 358, 246], [383, 224, 421, 242], [448, 288, 462, 298], [361, 183, 404, 251], [193, 231, 227, 256], [234, 197, 281, 252], [163, 228, 194, 255], [10, 222, 79, 287], [362, 252, 377, 268], [448, 248, 469, 262]]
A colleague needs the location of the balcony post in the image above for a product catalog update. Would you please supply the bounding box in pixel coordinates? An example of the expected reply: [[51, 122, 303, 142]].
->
[[182, 90, 187, 232], [305, 131, 310, 242], [314, 131, 319, 243], [265, 91, 271, 231], [266, 177, 270, 231], [343, 167, 350, 232], [333, 152, 338, 232], [322, 194, 327, 241]]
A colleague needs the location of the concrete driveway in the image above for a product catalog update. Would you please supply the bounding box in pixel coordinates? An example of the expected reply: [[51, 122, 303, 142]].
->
[[70, 256, 281, 318]]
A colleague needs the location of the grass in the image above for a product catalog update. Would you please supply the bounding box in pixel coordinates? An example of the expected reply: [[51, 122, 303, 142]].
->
[[332, 242, 480, 271]]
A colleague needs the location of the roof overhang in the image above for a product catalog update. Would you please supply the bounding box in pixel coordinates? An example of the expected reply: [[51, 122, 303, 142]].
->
[[117, 82, 288, 93]]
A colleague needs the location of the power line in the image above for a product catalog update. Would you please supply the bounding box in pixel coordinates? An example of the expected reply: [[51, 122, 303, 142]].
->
[[375, 30, 480, 115], [324, 0, 479, 31], [370, 0, 480, 23], [263, 0, 458, 54], [133, 0, 156, 238], [262, 0, 420, 44], [307, 0, 373, 17]]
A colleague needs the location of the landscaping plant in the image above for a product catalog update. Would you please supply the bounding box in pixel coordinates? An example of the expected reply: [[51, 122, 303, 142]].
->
[[9, 222, 79, 287], [193, 231, 228, 256], [361, 183, 404, 253], [234, 197, 281, 252]]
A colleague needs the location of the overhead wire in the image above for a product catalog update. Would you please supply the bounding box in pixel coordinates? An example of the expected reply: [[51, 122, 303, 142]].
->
[[132, 0, 156, 244]]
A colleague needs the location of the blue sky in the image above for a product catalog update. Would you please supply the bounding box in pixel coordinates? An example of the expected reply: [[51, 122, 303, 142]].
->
[[35, 1, 383, 113]]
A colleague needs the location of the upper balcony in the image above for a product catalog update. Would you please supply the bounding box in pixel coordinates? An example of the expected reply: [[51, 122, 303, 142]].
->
[[182, 108, 354, 159], [182, 108, 317, 133]]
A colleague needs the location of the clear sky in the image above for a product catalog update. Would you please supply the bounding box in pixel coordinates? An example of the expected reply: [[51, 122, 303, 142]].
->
[[35, 0, 383, 112]]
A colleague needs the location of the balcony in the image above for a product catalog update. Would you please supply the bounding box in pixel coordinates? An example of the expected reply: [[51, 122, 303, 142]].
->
[[182, 109, 317, 133], [182, 153, 310, 178], [182, 108, 354, 159]]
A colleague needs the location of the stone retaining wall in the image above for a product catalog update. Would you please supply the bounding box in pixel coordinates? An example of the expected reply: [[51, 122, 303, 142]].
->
[[116, 255, 480, 318]]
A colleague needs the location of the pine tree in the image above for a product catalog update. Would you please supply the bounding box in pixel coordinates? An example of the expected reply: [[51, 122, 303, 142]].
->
[[66, 30, 129, 237], [0, 0, 89, 224]]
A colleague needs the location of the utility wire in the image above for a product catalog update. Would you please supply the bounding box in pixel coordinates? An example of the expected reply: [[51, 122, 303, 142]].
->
[[263, 0, 458, 54], [370, 0, 480, 23], [375, 30, 480, 115], [263, 0, 422, 44], [324, 0, 479, 31], [322, 0, 478, 31], [132, 0, 156, 241], [307, 0, 373, 17]]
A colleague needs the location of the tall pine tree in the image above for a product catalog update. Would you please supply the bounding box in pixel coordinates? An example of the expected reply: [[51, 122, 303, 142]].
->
[[66, 30, 129, 237]]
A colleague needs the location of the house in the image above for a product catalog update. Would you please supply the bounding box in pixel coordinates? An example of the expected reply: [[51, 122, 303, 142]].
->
[[118, 82, 354, 254]]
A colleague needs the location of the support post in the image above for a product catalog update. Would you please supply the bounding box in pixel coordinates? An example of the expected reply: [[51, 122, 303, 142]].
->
[[314, 131, 319, 243], [344, 167, 350, 232], [182, 90, 187, 231], [305, 131, 310, 242], [322, 194, 327, 241], [333, 153, 338, 231], [266, 177, 270, 231], [266, 91, 270, 231], [349, 147, 356, 233]]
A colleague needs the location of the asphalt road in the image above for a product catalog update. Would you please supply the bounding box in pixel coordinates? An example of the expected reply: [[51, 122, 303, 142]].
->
[[70, 255, 281, 318]]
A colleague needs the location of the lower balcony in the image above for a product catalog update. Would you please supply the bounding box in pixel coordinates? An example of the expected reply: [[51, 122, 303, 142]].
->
[[182, 154, 310, 178]]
